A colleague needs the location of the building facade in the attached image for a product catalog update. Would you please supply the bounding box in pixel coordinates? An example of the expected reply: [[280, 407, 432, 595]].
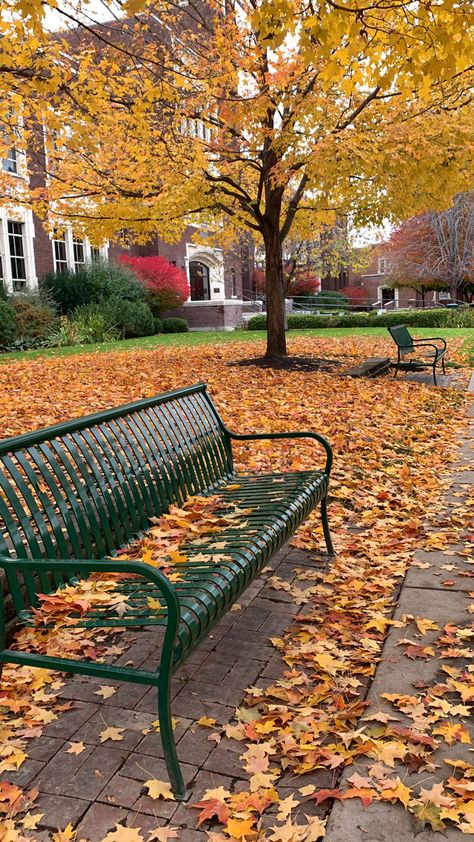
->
[[0, 148, 253, 330], [348, 250, 448, 309]]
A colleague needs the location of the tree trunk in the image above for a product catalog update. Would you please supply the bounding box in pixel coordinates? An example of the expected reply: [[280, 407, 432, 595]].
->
[[264, 224, 287, 359]]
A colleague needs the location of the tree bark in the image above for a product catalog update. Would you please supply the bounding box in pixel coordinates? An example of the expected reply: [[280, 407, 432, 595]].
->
[[263, 223, 287, 359]]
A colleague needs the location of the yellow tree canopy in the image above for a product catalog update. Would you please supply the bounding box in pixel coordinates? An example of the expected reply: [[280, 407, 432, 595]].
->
[[1, 0, 473, 355]]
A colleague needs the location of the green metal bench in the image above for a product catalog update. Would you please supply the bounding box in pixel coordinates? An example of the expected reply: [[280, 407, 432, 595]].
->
[[388, 324, 447, 386], [0, 382, 333, 799]]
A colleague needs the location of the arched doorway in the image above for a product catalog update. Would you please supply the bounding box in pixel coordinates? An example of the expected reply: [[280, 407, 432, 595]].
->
[[189, 260, 210, 301]]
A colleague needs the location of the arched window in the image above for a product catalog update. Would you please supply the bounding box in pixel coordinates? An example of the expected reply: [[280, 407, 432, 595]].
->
[[189, 260, 210, 301]]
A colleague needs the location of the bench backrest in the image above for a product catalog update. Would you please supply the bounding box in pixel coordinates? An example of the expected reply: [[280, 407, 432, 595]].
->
[[388, 325, 414, 354], [0, 383, 232, 568]]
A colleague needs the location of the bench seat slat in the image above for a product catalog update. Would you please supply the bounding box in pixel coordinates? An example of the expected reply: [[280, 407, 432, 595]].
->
[[16, 469, 326, 664]]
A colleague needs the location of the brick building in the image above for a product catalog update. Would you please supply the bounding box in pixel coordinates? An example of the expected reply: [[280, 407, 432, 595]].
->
[[0, 9, 254, 332], [0, 142, 253, 330], [348, 248, 448, 309]]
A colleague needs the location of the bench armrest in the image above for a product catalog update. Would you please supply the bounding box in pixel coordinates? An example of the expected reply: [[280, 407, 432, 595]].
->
[[0, 556, 181, 625], [413, 337, 447, 350], [224, 429, 333, 476], [411, 341, 446, 356]]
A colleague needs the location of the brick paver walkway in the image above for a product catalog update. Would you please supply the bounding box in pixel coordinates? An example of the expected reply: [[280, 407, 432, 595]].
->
[[3, 547, 329, 839]]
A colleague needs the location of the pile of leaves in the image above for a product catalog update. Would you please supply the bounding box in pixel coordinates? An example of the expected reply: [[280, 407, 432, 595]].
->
[[0, 335, 472, 840]]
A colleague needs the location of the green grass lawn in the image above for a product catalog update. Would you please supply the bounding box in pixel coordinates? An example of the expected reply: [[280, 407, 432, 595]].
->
[[0, 326, 472, 364]]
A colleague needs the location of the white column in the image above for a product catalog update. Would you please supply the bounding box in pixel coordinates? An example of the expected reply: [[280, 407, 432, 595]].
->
[[23, 210, 38, 291], [0, 210, 11, 293], [65, 228, 75, 270]]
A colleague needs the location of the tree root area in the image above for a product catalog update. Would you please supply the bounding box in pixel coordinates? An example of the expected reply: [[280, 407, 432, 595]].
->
[[229, 355, 344, 372]]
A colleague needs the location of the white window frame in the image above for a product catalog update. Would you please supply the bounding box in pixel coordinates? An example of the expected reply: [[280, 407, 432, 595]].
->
[[2, 147, 18, 175], [180, 116, 212, 142], [52, 229, 108, 272], [378, 257, 388, 275], [0, 209, 37, 293]]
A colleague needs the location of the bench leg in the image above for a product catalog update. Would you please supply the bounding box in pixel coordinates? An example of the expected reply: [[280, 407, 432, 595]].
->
[[433, 361, 437, 387], [321, 496, 335, 556], [158, 679, 187, 800], [442, 356, 446, 375]]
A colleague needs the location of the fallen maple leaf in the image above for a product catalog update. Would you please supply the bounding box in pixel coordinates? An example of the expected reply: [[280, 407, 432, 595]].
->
[[276, 793, 300, 820], [433, 722, 471, 745], [52, 825, 76, 842], [147, 827, 179, 842], [196, 716, 217, 728], [99, 727, 126, 743], [303, 816, 326, 841], [66, 742, 86, 755], [20, 811, 44, 830], [144, 779, 175, 801], [95, 686, 117, 699], [225, 817, 258, 839], [193, 797, 230, 826], [418, 783, 455, 809], [101, 825, 144, 842]]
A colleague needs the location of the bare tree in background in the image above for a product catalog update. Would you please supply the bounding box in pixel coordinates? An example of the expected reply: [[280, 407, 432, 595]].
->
[[385, 193, 474, 303]]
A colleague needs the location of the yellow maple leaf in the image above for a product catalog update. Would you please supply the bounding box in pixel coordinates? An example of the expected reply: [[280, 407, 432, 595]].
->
[[99, 726, 126, 743], [66, 742, 86, 755], [52, 825, 76, 842], [380, 780, 412, 807], [95, 685, 117, 699], [168, 550, 188, 564], [299, 785, 316, 796], [197, 716, 217, 727], [414, 617, 440, 635], [102, 825, 145, 842], [147, 596, 164, 610], [433, 722, 471, 745], [225, 817, 257, 839], [314, 652, 344, 673], [144, 779, 176, 800], [21, 812, 44, 830], [304, 816, 326, 841]]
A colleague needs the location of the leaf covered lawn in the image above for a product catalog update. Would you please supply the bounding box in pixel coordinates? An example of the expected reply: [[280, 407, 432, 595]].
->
[[0, 335, 472, 841]]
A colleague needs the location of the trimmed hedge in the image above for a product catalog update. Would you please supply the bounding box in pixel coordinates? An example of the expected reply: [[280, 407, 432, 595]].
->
[[161, 317, 189, 333], [246, 308, 474, 331], [42, 263, 146, 315]]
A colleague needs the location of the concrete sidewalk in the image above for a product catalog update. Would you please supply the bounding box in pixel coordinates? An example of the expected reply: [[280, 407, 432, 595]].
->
[[324, 373, 474, 841]]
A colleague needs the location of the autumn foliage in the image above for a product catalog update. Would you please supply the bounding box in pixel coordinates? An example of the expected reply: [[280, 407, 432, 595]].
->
[[343, 285, 368, 307], [384, 193, 474, 302], [253, 269, 319, 298], [119, 256, 189, 313], [0, 336, 472, 839], [2, 2, 474, 358]]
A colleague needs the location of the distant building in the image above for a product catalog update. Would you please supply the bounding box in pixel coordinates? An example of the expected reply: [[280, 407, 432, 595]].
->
[[348, 248, 447, 309]]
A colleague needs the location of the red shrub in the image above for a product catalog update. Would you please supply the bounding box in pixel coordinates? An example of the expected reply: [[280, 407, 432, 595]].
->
[[120, 256, 190, 312], [287, 273, 320, 297], [253, 268, 319, 297], [253, 268, 266, 293], [343, 285, 368, 306]]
